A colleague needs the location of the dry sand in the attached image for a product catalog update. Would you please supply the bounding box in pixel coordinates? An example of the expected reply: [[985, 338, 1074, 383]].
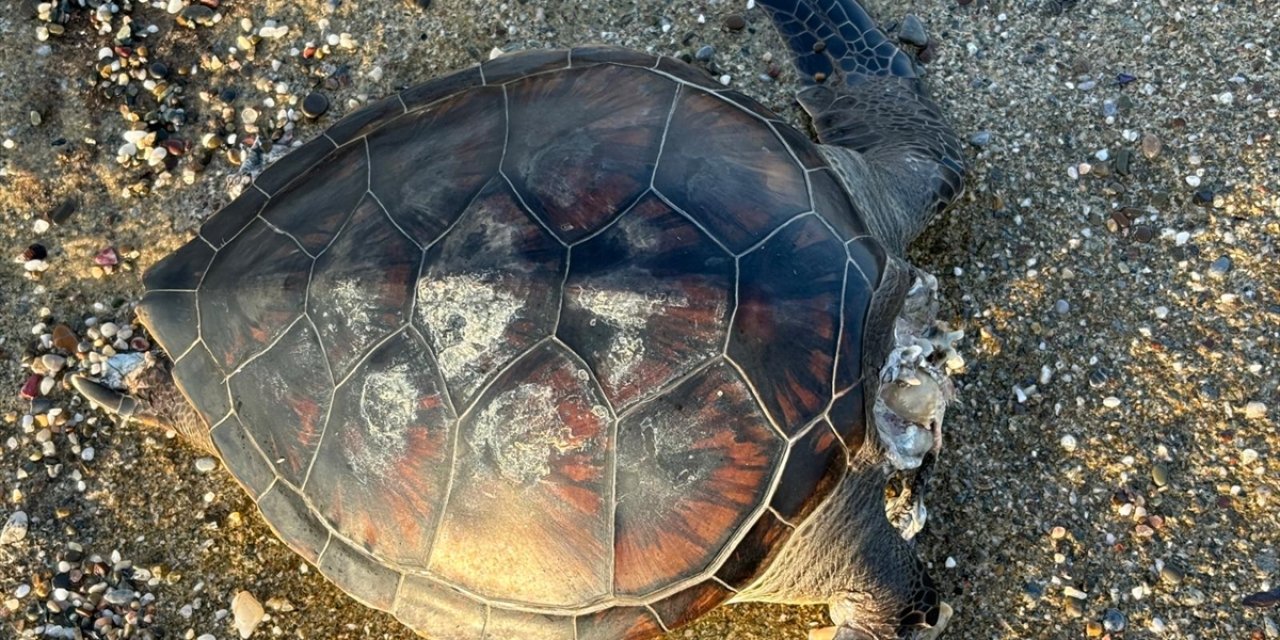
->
[[1, 0, 1277, 638]]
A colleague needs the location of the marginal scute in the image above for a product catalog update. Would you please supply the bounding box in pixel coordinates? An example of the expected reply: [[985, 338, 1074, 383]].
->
[[729, 215, 844, 435], [575, 605, 665, 640], [558, 195, 733, 411], [771, 419, 846, 522], [308, 194, 420, 380], [483, 608, 574, 640], [413, 178, 565, 407], [260, 139, 367, 255], [654, 87, 809, 253], [325, 93, 406, 147], [827, 383, 868, 453], [138, 290, 197, 359], [430, 341, 611, 607], [504, 65, 675, 243], [394, 576, 487, 640], [653, 56, 721, 90], [318, 537, 400, 611], [400, 66, 483, 112], [648, 580, 733, 631], [482, 48, 570, 85], [569, 45, 660, 68], [143, 236, 214, 291], [198, 219, 311, 371], [774, 122, 828, 170], [835, 260, 874, 392], [613, 360, 783, 597], [210, 418, 275, 498], [200, 187, 266, 248], [367, 87, 505, 247], [714, 509, 793, 590], [172, 343, 231, 424], [811, 167, 868, 241], [227, 321, 331, 487], [256, 483, 329, 563], [252, 135, 339, 196], [306, 330, 453, 570]]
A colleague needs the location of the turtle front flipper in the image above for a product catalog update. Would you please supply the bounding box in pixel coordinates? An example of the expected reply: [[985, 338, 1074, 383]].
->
[[757, 0, 966, 255]]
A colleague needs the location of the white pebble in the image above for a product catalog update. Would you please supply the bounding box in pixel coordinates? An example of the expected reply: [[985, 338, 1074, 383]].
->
[[1102, 396, 1121, 408], [41, 354, 66, 373], [0, 511, 28, 545], [33, 219, 50, 233], [195, 457, 218, 473], [81, 447, 95, 462], [1060, 434, 1078, 452], [1185, 175, 1201, 187], [1244, 402, 1267, 420], [1240, 448, 1259, 465], [232, 590, 265, 639], [100, 322, 119, 338], [944, 557, 957, 569], [1154, 306, 1169, 319], [1094, 149, 1110, 161]]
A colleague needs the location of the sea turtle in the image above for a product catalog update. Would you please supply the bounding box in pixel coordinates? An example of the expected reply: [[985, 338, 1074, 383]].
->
[[73, 0, 968, 638]]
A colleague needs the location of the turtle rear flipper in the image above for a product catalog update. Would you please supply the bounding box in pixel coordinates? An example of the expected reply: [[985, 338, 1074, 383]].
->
[[758, 0, 966, 255]]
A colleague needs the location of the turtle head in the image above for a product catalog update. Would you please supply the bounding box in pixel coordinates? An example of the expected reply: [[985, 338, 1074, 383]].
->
[[71, 351, 216, 455]]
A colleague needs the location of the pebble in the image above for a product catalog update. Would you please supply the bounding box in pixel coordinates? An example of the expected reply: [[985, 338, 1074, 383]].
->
[[195, 457, 218, 473], [1141, 133, 1162, 159], [41, 354, 67, 373], [52, 325, 78, 351], [1063, 595, 1085, 617], [1060, 434, 1078, 452], [100, 322, 119, 339], [1, 511, 28, 545], [232, 590, 265, 638], [1241, 448, 1259, 465], [1160, 565, 1183, 586], [1102, 609, 1126, 631], [302, 92, 329, 118], [1053, 299, 1070, 315], [1185, 175, 1201, 187], [1151, 462, 1170, 487], [1102, 396, 1121, 408], [23, 244, 47, 261], [898, 14, 929, 47], [723, 14, 746, 31], [695, 45, 715, 61], [1207, 255, 1232, 278], [969, 130, 992, 146], [1245, 402, 1267, 421]]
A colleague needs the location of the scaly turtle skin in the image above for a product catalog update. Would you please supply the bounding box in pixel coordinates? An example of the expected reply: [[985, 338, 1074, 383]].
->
[[74, 1, 967, 638]]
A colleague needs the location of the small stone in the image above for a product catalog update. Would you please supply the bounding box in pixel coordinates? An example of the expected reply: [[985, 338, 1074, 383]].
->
[[23, 244, 47, 261], [233, 590, 265, 638], [40, 354, 66, 373], [1060, 434, 1078, 452], [1086, 621, 1103, 637], [898, 14, 929, 47], [0, 511, 28, 545], [94, 247, 120, 267], [1053, 299, 1070, 315], [969, 130, 992, 146], [1063, 595, 1085, 618], [1141, 133, 1162, 159], [19, 375, 41, 400], [51, 325, 78, 351], [48, 199, 77, 225], [100, 322, 119, 338], [1245, 402, 1267, 421], [1241, 448, 1259, 465], [195, 457, 218, 473], [1152, 462, 1170, 487], [1102, 396, 1121, 408], [302, 92, 329, 118], [1113, 149, 1133, 175], [1160, 565, 1183, 586], [1102, 609, 1126, 632], [723, 14, 746, 31], [694, 45, 715, 61], [1185, 175, 1201, 187], [1207, 255, 1232, 278]]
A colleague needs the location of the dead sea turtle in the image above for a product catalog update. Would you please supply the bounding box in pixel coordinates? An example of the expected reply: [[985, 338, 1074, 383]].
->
[[74, 0, 967, 638]]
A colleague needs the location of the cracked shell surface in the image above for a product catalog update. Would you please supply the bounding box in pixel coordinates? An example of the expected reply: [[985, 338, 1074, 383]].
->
[[138, 47, 884, 638]]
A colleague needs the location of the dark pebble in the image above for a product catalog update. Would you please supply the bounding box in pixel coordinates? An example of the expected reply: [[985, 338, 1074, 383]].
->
[[694, 45, 715, 61], [301, 92, 329, 118], [1112, 149, 1133, 175], [1243, 586, 1280, 608], [178, 4, 216, 27], [23, 244, 47, 261], [219, 87, 238, 103], [148, 62, 169, 79], [1102, 609, 1125, 631], [413, 0, 432, 8], [1193, 189, 1215, 206], [1116, 72, 1136, 85], [898, 14, 929, 47], [1131, 224, 1154, 243], [1207, 255, 1232, 279], [723, 14, 746, 31], [47, 198, 77, 224]]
